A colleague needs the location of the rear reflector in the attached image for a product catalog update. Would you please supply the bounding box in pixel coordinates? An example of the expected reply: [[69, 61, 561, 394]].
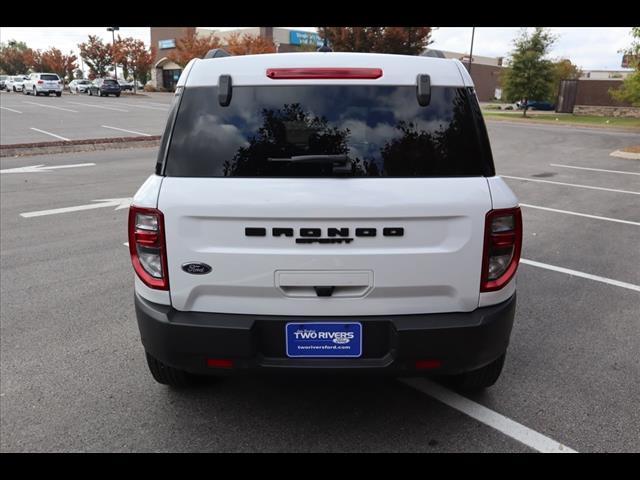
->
[[415, 360, 442, 370], [207, 358, 234, 369], [266, 68, 383, 80]]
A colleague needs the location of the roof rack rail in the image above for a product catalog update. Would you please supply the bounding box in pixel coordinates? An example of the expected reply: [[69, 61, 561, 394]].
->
[[204, 48, 232, 59]]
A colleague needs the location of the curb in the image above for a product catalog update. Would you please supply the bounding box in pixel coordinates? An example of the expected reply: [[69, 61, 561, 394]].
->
[[483, 116, 640, 133], [610, 150, 640, 160], [0, 136, 161, 158]]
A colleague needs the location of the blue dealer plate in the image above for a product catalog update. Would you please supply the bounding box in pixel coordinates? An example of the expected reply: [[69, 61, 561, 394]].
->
[[285, 322, 362, 358]]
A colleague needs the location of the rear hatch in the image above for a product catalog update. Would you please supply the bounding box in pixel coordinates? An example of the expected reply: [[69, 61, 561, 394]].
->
[[158, 79, 495, 316]]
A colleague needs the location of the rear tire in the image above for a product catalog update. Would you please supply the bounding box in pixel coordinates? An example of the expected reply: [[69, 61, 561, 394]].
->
[[56, 92, 61, 97], [145, 351, 196, 387], [115, 93, 120, 97], [33, 87, 38, 96], [445, 354, 506, 391]]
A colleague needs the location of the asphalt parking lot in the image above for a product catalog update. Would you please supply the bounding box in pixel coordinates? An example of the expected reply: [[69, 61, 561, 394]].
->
[[1, 120, 639, 452], [0, 90, 171, 144]]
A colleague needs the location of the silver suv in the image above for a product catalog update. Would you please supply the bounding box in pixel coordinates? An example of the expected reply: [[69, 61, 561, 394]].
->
[[23, 73, 63, 97]]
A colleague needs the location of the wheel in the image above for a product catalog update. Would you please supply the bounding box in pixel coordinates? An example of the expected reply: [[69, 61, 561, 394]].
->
[[13, 86, 16, 92], [22, 87, 27, 95], [88, 89, 92, 96], [445, 354, 506, 391], [56, 92, 61, 97], [33, 87, 38, 96], [115, 93, 120, 98], [145, 351, 196, 387], [45, 92, 50, 96]]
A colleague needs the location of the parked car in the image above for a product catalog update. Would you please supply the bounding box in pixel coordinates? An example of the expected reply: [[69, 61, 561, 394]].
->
[[129, 52, 522, 390], [516, 100, 555, 111], [118, 80, 133, 91], [6, 75, 28, 92], [87, 78, 121, 97], [23, 73, 63, 96], [69, 79, 92, 94], [0, 75, 7, 90]]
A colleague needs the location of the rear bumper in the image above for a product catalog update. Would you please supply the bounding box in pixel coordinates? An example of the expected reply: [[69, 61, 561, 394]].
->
[[135, 293, 516, 376]]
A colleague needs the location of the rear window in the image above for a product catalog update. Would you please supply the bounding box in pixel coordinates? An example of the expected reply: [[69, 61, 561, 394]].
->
[[163, 85, 493, 178], [40, 74, 59, 81], [103, 79, 118, 85]]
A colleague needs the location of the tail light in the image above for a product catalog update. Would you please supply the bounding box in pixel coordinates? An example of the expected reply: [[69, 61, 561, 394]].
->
[[37, 80, 43, 84], [480, 207, 522, 292], [266, 68, 383, 79], [128, 206, 169, 290]]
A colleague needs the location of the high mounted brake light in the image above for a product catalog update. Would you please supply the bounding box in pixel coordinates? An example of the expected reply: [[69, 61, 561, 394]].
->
[[128, 206, 169, 290], [266, 68, 383, 79], [480, 207, 522, 292]]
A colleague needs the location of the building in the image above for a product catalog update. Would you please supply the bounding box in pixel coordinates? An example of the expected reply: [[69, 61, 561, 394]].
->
[[580, 69, 634, 80], [422, 49, 504, 101], [150, 27, 323, 90]]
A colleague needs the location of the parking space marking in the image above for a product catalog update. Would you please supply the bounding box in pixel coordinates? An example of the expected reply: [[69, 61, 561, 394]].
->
[[29, 128, 70, 141], [0, 106, 23, 113], [550, 163, 640, 176], [503, 176, 640, 195], [101, 125, 152, 137], [21, 197, 132, 218], [401, 378, 577, 453], [521, 259, 640, 292], [520, 203, 640, 226], [117, 102, 167, 111], [23, 101, 79, 113], [66, 101, 129, 112]]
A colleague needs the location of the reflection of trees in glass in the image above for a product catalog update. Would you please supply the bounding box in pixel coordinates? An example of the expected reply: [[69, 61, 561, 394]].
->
[[378, 89, 470, 176], [223, 103, 351, 176]]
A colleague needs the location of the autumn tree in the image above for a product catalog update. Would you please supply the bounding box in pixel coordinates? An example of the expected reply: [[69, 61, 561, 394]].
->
[[167, 28, 222, 67], [551, 58, 582, 101], [39, 48, 77, 80], [225, 32, 276, 55], [318, 27, 433, 55], [0, 40, 33, 74], [78, 35, 112, 78], [610, 27, 640, 106], [501, 28, 557, 116]]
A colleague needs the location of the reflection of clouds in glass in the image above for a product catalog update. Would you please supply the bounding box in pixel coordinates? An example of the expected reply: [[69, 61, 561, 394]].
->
[[338, 119, 397, 160]]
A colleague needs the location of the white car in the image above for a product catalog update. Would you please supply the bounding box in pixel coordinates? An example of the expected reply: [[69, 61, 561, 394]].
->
[[6, 75, 28, 92], [23, 72, 63, 96], [129, 52, 522, 389], [68, 79, 92, 94]]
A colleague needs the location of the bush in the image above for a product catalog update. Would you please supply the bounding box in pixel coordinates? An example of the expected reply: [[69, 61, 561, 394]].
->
[[143, 84, 157, 92]]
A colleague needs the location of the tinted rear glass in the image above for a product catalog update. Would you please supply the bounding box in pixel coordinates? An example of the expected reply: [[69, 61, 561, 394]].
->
[[41, 74, 59, 81], [103, 79, 118, 85], [164, 85, 493, 178]]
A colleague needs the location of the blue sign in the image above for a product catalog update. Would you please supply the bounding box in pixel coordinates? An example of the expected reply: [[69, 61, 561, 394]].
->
[[286, 322, 362, 358], [289, 30, 323, 47], [158, 39, 176, 49]]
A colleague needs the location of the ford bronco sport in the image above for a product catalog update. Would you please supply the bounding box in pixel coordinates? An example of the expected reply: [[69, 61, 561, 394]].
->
[[129, 52, 522, 390]]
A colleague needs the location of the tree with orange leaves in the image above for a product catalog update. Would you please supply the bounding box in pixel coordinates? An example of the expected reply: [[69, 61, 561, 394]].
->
[[167, 28, 222, 67], [319, 27, 433, 55], [224, 32, 276, 55], [40, 48, 77, 81]]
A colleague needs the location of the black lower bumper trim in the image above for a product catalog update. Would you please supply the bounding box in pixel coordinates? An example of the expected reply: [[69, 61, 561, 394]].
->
[[135, 293, 516, 376]]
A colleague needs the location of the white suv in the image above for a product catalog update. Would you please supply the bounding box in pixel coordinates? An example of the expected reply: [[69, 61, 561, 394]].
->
[[129, 52, 522, 390], [23, 72, 63, 96]]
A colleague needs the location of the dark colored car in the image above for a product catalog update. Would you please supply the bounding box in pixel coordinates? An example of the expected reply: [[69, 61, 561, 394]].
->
[[88, 78, 121, 97], [517, 100, 555, 111]]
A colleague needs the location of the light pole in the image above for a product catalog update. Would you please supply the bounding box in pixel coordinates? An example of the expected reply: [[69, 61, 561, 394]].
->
[[107, 26, 120, 80], [468, 27, 476, 75]]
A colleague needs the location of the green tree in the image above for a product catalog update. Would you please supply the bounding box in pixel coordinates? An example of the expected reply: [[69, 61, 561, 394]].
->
[[0, 40, 33, 74], [318, 27, 433, 55], [501, 28, 557, 116], [610, 27, 640, 106]]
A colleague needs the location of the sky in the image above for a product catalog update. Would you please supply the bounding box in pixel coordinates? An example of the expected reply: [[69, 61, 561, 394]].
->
[[0, 27, 634, 70]]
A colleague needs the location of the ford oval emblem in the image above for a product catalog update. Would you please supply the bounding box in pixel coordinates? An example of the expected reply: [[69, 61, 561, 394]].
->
[[182, 262, 212, 275]]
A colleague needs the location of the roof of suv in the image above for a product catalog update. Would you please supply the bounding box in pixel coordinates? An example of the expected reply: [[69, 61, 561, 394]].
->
[[181, 52, 474, 88]]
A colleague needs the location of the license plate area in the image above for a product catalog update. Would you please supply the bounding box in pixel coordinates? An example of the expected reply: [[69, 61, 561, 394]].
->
[[285, 322, 362, 358]]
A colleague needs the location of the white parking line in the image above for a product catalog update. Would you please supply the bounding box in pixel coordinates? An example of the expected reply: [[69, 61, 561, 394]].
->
[[117, 102, 167, 111], [0, 106, 22, 113], [66, 101, 129, 112], [144, 102, 172, 107], [400, 378, 577, 453], [29, 128, 70, 141], [520, 203, 640, 226], [101, 125, 152, 137], [23, 101, 79, 113], [521, 259, 640, 292], [550, 163, 640, 176], [503, 175, 640, 195]]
